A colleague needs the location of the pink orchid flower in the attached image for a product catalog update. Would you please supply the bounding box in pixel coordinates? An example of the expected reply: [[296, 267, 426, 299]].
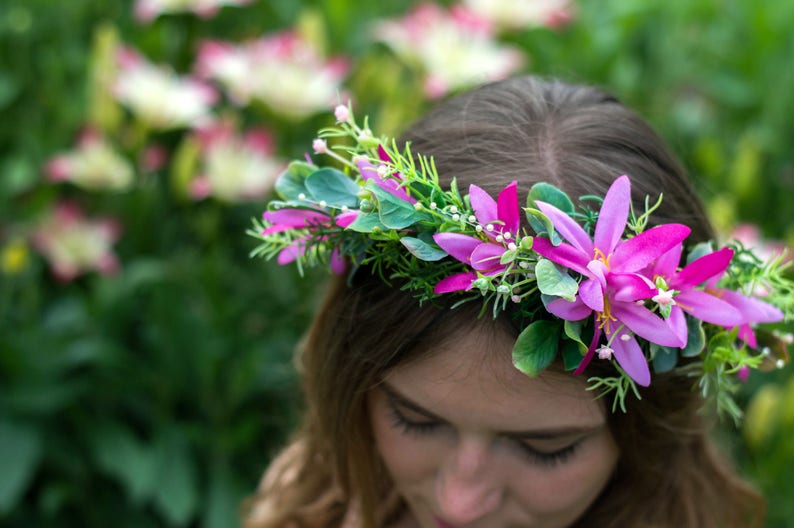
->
[[262, 208, 358, 274], [532, 176, 691, 386], [432, 181, 519, 293], [357, 145, 417, 204]]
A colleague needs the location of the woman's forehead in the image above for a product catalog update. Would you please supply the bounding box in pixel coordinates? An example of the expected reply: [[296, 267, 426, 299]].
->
[[382, 323, 606, 431]]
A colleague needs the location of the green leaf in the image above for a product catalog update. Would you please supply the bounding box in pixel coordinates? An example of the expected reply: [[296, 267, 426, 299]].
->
[[305, 167, 360, 208], [274, 161, 316, 201], [91, 425, 158, 504], [561, 339, 583, 371], [512, 320, 562, 377], [400, 236, 447, 261], [681, 315, 705, 357], [0, 422, 42, 514], [348, 211, 388, 233], [563, 319, 589, 353], [528, 182, 575, 214], [535, 259, 579, 301], [370, 184, 427, 229], [651, 344, 679, 373], [686, 241, 714, 265], [525, 208, 562, 245], [151, 432, 198, 526]]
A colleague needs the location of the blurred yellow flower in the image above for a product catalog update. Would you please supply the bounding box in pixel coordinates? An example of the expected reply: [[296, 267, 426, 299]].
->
[[1, 239, 30, 275]]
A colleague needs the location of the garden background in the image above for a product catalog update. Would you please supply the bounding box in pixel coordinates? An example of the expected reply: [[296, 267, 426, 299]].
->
[[1, 0, 793, 526]]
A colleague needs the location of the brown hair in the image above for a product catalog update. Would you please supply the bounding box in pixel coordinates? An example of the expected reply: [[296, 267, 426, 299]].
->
[[244, 76, 764, 528]]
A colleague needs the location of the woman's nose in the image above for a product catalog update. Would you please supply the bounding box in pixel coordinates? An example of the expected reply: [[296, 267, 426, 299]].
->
[[435, 439, 503, 524]]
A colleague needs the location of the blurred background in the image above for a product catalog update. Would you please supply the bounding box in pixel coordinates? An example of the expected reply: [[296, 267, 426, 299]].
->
[[1, 0, 793, 526]]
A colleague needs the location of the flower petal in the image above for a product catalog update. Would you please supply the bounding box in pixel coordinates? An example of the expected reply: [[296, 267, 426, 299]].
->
[[667, 306, 688, 347], [593, 175, 631, 254], [546, 297, 592, 321], [579, 278, 604, 312], [612, 302, 685, 347], [470, 243, 506, 272], [434, 271, 477, 293], [574, 323, 602, 376], [358, 159, 416, 204], [675, 290, 744, 327], [496, 181, 520, 235], [609, 272, 655, 302], [716, 289, 784, 324], [611, 224, 691, 272], [532, 238, 591, 275], [610, 332, 651, 386], [652, 243, 683, 278], [674, 247, 733, 288], [469, 184, 497, 228], [335, 210, 360, 228], [535, 200, 593, 255], [433, 233, 481, 264], [263, 208, 329, 227]]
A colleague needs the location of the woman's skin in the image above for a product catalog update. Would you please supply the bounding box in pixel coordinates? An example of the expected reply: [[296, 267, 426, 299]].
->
[[368, 322, 620, 528]]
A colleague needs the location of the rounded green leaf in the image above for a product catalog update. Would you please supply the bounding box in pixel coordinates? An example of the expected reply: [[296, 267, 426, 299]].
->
[[305, 167, 360, 208], [274, 161, 316, 201], [528, 182, 575, 214], [400, 236, 448, 261], [512, 320, 562, 377], [535, 259, 579, 301]]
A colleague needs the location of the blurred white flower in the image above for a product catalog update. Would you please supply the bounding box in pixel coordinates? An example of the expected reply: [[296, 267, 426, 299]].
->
[[196, 31, 349, 120], [372, 3, 525, 98], [134, 0, 253, 22], [32, 202, 122, 282], [462, 0, 574, 31], [189, 122, 283, 202], [114, 47, 217, 130], [45, 128, 134, 191]]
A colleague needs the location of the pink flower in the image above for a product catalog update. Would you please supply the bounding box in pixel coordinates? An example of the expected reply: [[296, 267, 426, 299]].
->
[[134, 0, 252, 23], [532, 176, 691, 386], [357, 146, 417, 205], [32, 202, 122, 281], [731, 223, 791, 265], [114, 47, 217, 130], [433, 181, 520, 293], [462, 0, 574, 31], [189, 122, 283, 202], [196, 32, 349, 119], [371, 4, 525, 98], [45, 128, 134, 191], [262, 208, 359, 274]]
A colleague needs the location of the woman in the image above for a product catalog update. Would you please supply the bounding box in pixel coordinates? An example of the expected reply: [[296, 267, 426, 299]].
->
[[244, 76, 785, 527]]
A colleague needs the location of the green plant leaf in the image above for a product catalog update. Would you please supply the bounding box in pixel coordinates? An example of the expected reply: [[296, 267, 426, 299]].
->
[[512, 320, 562, 377], [561, 339, 583, 371], [528, 182, 575, 213], [400, 236, 447, 261], [651, 344, 679, 373], [681, 315, 706, 357], [525, 207, 562, 245], [535, 258, 579, 301], [151, 432, 198, 526], [563, 319, 589, 353], [305, 167, 360, 208], [370, 185, 427, 229], [0, 422, 42, 514], [275, 161, 316, 201], [348, 211, 388, 233], [91, 425, 158, 504]]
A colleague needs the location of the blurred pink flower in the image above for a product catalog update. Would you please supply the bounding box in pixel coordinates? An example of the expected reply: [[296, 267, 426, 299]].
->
[[196, 31, 349, 119], [462, 0, 574, 31], [32, 203, 122, 282], [730, 223, 791, 265], [45, 128, 134, 191], [114, 47, 217, 130], [134, 0, 252, 22], [188, 122, 284, 202], [371, 4, 525, 98]]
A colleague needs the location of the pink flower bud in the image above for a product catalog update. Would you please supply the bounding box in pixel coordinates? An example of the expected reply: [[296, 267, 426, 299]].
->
[[312, 139, 328, 154], [334, 104, 350, 123]]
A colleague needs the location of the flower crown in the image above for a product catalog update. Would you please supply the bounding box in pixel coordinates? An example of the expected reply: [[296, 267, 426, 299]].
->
[[250, 104, 793, 419]]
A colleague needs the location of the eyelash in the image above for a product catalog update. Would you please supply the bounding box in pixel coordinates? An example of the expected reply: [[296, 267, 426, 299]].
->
[[386, 399, 579, 467]]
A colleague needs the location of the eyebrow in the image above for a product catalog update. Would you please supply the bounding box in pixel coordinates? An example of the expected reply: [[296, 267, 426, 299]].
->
[[380, 382, 605, 440]]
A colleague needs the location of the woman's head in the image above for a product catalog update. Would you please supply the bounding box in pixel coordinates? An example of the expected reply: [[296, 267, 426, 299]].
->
[[287, 76, 761, 527]]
